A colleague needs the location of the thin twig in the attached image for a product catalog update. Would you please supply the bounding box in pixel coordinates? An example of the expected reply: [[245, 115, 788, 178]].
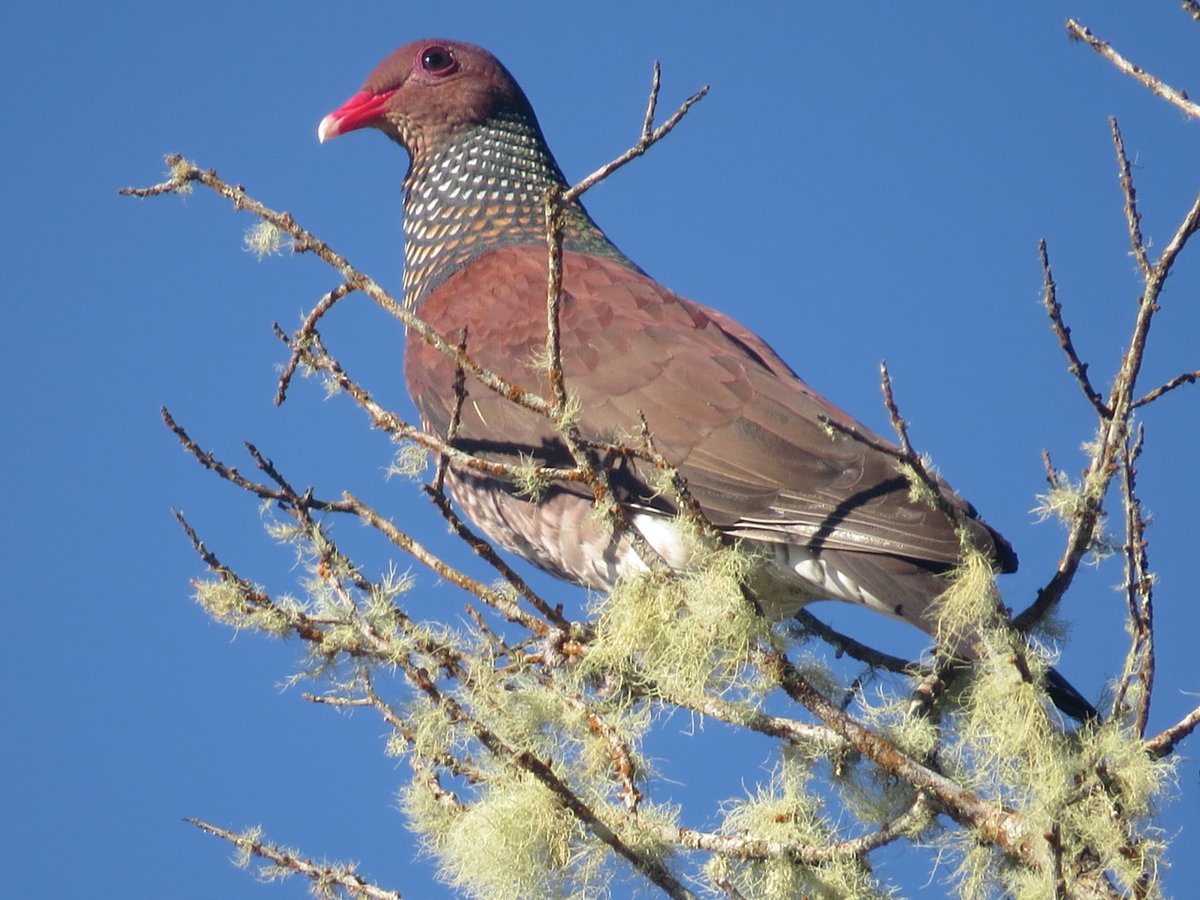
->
[[562, 62, 709, 204], [330, 674, 472, 810], [542, 185, 569, 415], [1132, 368, 1200, 408], [342, 492, 549, 634], [1066, 19, 1200, 120], [432, 328, 470, 493], [1038, 240, 1108, 415], [420, 484, 566, 629], [1018, 176, 1200, 633], [634, 412, 722, 542], [1113, 425, 1154, 735], [275, 280, 356, 404], [1144, 703, 1200, 758], [1149, 188, 1200, 288], [639, 790, 930, 864], [1110, 118, 1152, 281], [187, 819, 404, 900], [531, 67, 710, 582], [1041, 449, 1063, 491], [560, 692, 643, 812], [822, 364, 983, 552], [122, 157, 563, 426], [791, 610, 918, 675], [752, 644, 1040, 867], [297, 330, 585, 487]]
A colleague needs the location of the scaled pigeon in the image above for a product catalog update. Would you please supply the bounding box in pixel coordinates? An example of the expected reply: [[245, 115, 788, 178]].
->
[[318, 39, 1093, 719]]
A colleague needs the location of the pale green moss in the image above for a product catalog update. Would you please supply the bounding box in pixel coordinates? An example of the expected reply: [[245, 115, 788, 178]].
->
[[167, 156, 196, 193], [403, 771, 586, 899], [896, 456, 941, 510], [578, 538, 768, 702], [513, 452, 550, 501], [387, 441, 430, 479], [706, 759, 893, 898], [1032, 479, 1088, 526], [193, 578, 292, 636], [243, 220, 287, 259], [929, 546, 1004, 653], [363, 568, 413, 640], [553, 392, 582, 433], [931, 556, 1174, 898]]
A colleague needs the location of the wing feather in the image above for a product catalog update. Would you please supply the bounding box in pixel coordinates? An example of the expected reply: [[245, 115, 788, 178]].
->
[[405, 246, 1015, 572]]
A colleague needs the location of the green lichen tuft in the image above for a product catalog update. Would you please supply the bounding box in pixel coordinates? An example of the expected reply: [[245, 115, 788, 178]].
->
[[705, 759, 893, 898], [578, 533, 769, 702], [388, 441, 430, 479], [243, 220, 287, 259], [403, 771, 583, 899]]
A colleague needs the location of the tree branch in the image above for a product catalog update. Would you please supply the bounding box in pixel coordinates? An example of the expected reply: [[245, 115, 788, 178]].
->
[[187, 819, 404, 900], [1067, 19, 1200, 119]]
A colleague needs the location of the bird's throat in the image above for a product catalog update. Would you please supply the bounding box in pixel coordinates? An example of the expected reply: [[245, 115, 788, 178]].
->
[[401, 112, 631, 308]]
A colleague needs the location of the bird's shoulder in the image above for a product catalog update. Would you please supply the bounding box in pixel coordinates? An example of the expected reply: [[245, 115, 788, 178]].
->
[[408, 243, 826, 410]]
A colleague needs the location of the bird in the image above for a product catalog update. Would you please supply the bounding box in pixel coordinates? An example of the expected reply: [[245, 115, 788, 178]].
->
[[317, 39, 1094, 720]]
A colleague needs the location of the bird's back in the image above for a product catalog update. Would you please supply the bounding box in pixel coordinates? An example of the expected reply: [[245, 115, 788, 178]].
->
[[406, 244, 1015, 614]]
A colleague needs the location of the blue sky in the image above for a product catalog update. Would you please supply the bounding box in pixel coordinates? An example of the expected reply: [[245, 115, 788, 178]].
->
[[5, 3, 1198, 897]]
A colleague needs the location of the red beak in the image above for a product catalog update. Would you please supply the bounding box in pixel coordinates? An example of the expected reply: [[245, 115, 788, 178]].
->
[[317, 89, 398, 143]]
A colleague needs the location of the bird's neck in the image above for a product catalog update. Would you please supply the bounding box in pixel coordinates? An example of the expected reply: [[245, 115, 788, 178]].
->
[[402, 111, 634, 308]]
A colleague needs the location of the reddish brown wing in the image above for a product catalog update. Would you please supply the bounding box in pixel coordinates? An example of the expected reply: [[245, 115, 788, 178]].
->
[[405, 245, 1013, 571]]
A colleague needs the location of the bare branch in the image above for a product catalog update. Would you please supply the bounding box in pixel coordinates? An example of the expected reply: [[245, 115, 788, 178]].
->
[[642, 791, 930, 864], [562, 63, 709, 204], [122, 157, 562, 425], [1132, 368, 1200, 408], [1018, 181, 1198, 630], [341, 492, 549, 634], [542, 184, 569, 416], [275, 280, 356, 405], [1038, 240, 1108, 416], [419, 484, 566, 629], [1066, 19, 1200, 119], [1041, 448, 1063, 491], [1145, 703, 1200, 758], [753, 645, 1044, 867], [791, 609, 918, 675], [1149, 187, 1200, 287], [1110, 118, 1153, 281], [1112, 425, 1155, 735], [162, 406, 285, 501], [823, 363, 991, 564], [187, 819, 404, 900]]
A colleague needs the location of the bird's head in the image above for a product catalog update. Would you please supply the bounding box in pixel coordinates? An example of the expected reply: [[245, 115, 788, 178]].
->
[[317, 39, 538, 159]]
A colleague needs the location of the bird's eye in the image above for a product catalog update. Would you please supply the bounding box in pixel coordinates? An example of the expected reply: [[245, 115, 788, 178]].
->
[[420, 46, 458, 76]]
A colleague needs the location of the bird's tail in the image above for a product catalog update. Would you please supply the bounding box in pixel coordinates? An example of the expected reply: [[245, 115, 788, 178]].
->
[[1044, 666, 1098, 722]]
